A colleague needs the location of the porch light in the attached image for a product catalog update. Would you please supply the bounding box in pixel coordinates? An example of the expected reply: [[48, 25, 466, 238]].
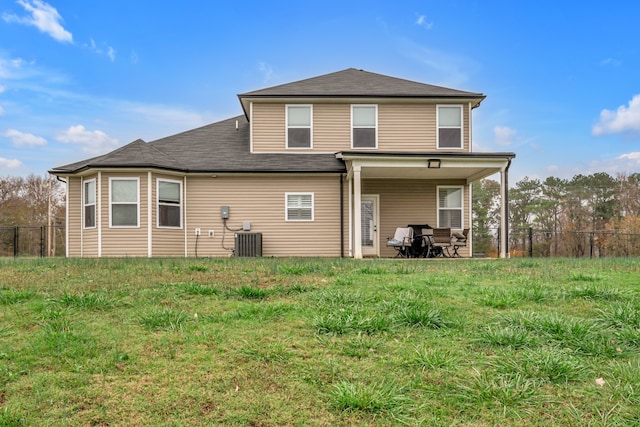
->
[[427, 159, 441, 169]]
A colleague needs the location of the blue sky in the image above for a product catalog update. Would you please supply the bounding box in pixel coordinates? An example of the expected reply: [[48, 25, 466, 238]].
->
[[1, 0, 639, 183]]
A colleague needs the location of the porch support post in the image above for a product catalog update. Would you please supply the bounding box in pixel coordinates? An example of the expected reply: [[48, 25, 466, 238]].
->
[[499, 165, 510, 258], [353, 165, 363, 259]]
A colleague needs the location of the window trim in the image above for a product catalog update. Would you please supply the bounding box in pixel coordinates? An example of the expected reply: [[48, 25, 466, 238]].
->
[[437, 185, 464, 229], [109, 177, 140, 228], [285, 192, 314, 222], [156, 178, 182, 229], [83, 178, 96, 229], [351, 104, 378, 149], [436, 104, 464, 149], [286, 104, 313, 149]]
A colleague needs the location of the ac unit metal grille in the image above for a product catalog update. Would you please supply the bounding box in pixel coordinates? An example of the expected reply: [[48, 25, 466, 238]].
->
[[234, 232, 262, 257]]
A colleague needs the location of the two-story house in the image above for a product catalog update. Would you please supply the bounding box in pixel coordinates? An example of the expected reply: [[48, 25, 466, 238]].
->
[[49, 68, 515, 258]]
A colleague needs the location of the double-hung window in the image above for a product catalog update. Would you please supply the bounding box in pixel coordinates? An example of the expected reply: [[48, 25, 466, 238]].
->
[[110, 178, 139, 227], [157, 179, 182, 228], [437, 186, 463, 229], [83, 179, 96, 228], [286, 193, 314, 221], [437, 105, 463, 149], [351, 105, 377, 148], [286, 105, 312, 148]]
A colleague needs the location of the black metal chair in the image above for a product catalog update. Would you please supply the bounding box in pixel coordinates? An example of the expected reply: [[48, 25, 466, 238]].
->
[[408, 224, 432, 258]]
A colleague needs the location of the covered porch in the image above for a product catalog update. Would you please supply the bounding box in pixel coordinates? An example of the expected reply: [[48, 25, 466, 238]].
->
[[337, 152, 516, 259]]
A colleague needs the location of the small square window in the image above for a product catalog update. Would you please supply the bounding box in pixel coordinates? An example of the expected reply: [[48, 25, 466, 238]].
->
[[286, 193, 314, 221]]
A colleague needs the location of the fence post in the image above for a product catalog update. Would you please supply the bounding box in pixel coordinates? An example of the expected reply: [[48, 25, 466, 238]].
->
[[589, 232, 594, 259], [13, 226, 18, 258], [528, 227, 533, 257], [40, 226, 45, 257]]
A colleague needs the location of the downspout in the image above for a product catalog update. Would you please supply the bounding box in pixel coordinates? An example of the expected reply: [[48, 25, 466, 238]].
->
[[340, 174, 344, 258]]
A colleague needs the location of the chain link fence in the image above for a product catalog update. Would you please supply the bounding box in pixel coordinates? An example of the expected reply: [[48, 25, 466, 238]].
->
[[474, 227, 640, 258], [0, 225, 66, 257]]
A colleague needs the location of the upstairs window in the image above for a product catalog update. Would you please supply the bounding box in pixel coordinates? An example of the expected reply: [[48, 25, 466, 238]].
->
[[351, 105, 377, 148], [83, 179, 96, 228], [110, 178, 139, 227], [286, 105, 312, 148], [437, 186, 463, 229], [437, 105, 463, 149], [286, 193, 314, 221], [158, 179, 182, 228]]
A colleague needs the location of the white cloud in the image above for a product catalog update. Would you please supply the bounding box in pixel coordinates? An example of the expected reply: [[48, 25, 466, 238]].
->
[[84, 38, 116, 62], [618, 152, 640, 163], [0, 157, 23, 169], [600, 57, 622, 67], [494, 126, 516, 146], [416, 15, 433, 30], [0, 85, 5, 93], [106, 46, 115, 62], [3, 0, 73, 43], [593, 94, 640, 137], [0, 106, 4, 116], [56, 125, 119, 154], [3, 129, 47, 147], [258, 62, 273, 83]]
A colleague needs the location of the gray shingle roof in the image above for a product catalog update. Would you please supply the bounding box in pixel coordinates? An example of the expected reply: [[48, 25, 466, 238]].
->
[[50, 116, 346, 174], [49, 68, 487, 176], [239, 68, 485, 99]]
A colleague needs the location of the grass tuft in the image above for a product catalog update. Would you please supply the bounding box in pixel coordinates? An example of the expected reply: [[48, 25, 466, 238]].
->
[[175, 281, 220, 296], [412, 346, 459, 370], [0, 289, 36, 305], [50, 292, 116, 310], [329, 380, 407, 414], [233, 285, 269, 300], [476, 325, 536, 349], [137, 308, 190, 331]]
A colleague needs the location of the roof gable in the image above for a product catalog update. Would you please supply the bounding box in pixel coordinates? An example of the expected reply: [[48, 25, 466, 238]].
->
[[239, 68, 484, 98]]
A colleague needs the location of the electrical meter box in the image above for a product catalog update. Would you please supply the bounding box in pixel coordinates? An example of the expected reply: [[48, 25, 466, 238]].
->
[[221, 206, 229, 219]]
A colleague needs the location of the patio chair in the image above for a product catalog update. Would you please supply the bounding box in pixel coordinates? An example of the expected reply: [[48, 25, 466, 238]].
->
[[431, 227, 453, 257], [386, 227, 414, 258], [408, 224, 432, 258], [451, 228, 469, 257]]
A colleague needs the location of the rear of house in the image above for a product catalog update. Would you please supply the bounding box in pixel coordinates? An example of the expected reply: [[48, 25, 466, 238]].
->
[[51, 68, 515, 258]]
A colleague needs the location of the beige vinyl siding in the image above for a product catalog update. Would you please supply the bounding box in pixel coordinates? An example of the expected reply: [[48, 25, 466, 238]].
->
[[313, 104, 350, 151], [251, 102, 470, 153], [100, 172, 148, 257], [363, 179, 470, 257], [152, 173, 185, 257], [67, 176, 82, 257], [378, 104, 434, 150], [252, 103, 286, 152], [185, 174, 344, 257]]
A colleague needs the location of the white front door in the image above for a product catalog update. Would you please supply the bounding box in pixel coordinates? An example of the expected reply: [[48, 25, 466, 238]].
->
[[361, 195, 379, 257]]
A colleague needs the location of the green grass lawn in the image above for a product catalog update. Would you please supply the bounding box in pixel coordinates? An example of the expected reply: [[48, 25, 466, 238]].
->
[[1, 257, 639, 426]]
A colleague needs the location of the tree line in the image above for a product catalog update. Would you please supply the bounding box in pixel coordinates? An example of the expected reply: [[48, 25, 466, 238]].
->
[[473, 172, 640, 257], [0, 175, 65, 256]]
